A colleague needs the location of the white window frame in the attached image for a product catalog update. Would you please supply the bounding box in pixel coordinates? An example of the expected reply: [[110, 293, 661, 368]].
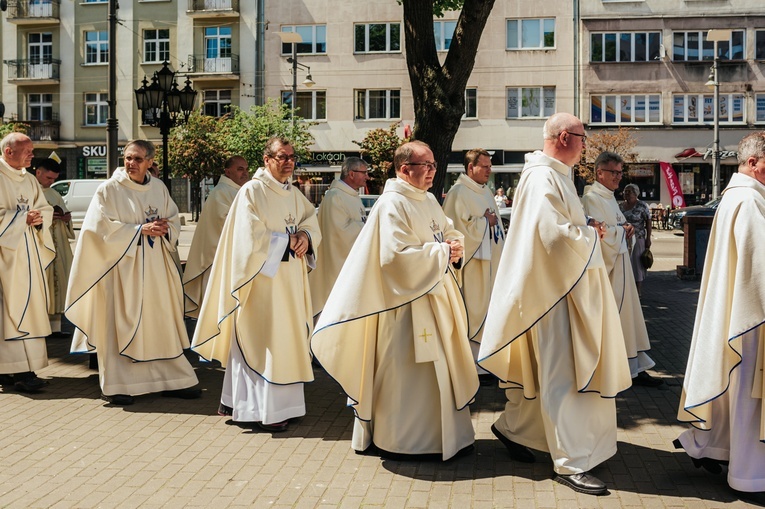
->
[[354, 23, 401, 54], [205, 26, 232, 59], [756, 30, 765, 60], [672, 93, 745, 124], [28, 93, 53, 121], [672, 30, 745, 61], [464, 88, 477, 119], [84, 30, 108, 65], [84, 92, 108, 126], [506, 87, 555, 119], [506, 18, 555, 50], [281, 90, 327, 121], [434, 20, 457, 52], [355, 89, 401, 120], [280, 25, 327, 55], [756, 93, 765, 122], [28, 32, 53, 63], [589, 94, 662, 124], [202, 89, 231, 117], [590, 31, 662, 62], [143, 29, 170, 64]]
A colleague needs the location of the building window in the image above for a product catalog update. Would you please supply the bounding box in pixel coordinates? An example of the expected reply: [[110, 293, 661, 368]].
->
[[205, 27, 232, 59], [280, 25, 327, 54], [590, 32, 661, 62], [434, 20, 457, 51], [464, 88, 477, 118], [202, 89, 231, 117], [29, 33, 53, 64], [506, 18, 555, 49], [756, 94, 765, 122], [85, 30, 108, 64], [590, 94, 661, 124], [355, 89, 400, 120], [144, 29, 170, 63], [83, 0, 107, 3], [28, 93, 53, 121], [672, 93, 745, 123], [281, 90, 327, 121], [672, 30, 745, 61], [84, 93, 108, 125], [506, 87, 555, 118], [756, 30, 765, 60], [354, 23, 401, 53]]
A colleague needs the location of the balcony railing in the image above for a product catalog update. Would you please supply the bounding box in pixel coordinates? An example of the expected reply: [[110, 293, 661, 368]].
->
[[187, 0, 238, 13], [187, 54, 239, 74], [6, 0, 60, 21], [4, 58, 61, 80], [5, 116, 61, 141]]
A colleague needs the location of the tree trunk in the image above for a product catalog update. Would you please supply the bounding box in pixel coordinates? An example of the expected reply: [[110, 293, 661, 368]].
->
[[402, 0, 495, 202]]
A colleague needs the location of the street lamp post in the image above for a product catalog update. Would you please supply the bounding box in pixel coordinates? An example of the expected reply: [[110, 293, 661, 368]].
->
[[134, 61, 197, 190], [274, 32, 315, 128], [706, 29, 732, 200]]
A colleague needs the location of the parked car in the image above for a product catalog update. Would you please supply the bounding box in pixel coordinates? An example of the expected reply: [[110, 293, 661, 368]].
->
[[359, 194, 380, 214], [498, 207, 512, 231], [668, 197, 721, 231], [50, 179, 105, 229]]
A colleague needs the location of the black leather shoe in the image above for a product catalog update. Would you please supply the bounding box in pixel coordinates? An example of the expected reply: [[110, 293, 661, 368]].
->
[[13, 372, 48, 393], [491, 424, 535, 463], [732, 489, 765, 507], [0, 374, 14, 385], [88, 354, 99, 370], [478, 374, 495, 387], [218, 403, 233, 416], [632, 371, 664, 387], [162, 387, 202, 399], [672, 439, 727, 474], [102, 393, 134, 406], [555, 472, 608, 495], [257, 421, 289, 432]]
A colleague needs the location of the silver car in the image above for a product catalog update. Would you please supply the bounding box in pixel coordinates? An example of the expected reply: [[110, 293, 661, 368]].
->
[[51, 179, 104, 229]]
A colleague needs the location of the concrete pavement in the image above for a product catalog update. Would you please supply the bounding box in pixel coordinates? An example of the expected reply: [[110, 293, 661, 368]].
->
[[1, 230, 757, 508]]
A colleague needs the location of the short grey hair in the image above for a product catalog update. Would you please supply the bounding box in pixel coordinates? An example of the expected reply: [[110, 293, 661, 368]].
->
[[737, 131, 765, 166], [623, 183, 640, 195], [543, 113, 580, 140], [594, 151, 624, 171], [0, 132, 32, 154], [124, 139, 156, 159], [340, 157, 367, 179]]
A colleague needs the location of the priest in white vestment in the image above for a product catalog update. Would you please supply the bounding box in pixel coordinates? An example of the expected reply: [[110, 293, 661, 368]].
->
[[34, 159, 75, 334], [581, 151, 663, 388], [676, 131, 765, 505], [0, 133, 55, 393], [478, 114, 631, 495], [192, 137, 321, 433], [66, 140, 200, 406], [309, 156, 369, 318], [442, 148, 505, 385], [183, 155, 249, 318], [312, 141, 479, 461]]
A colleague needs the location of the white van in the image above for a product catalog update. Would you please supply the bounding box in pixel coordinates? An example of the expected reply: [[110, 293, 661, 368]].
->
[[50, 179, 104, 229]]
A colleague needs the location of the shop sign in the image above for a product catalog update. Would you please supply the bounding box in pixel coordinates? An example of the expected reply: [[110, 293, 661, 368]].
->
[[81, 145, 124, 157], [308, 152, 361, 166], [628, 164, 654, 178], [674, 147, 737, 160]]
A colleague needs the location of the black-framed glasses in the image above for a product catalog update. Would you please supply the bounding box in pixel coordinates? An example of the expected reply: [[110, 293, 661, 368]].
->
[[351, 169, 370, 174], [272, 154, 298, 163], [600, 169, 623, 177], [405, 161, 437, 170], [565, 131, 587, 142]]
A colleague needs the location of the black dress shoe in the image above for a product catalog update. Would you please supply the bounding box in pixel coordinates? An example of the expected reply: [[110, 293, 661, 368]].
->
[[478, 374, 495, 386], [257, 421, 289, 432], [555, 472, 608, 495], [102, 393, 134, 406], [218, 403, 233, 416], [0, 374, 14, 385], [88, 354, 99, 370], [672, 439, 727, 474], [732, 489, 765, 507], [491, 424, 535, 463], [632, 371, 664, 387], [162, 387, 202, 399], [13, 372, 48, 393]]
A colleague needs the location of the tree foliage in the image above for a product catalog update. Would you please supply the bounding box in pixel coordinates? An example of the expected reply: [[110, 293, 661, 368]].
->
[[353, 122, 407, 193], [0, 122, 29, 138], [576, 127, 640, 183], [165, 111, 228, 183]]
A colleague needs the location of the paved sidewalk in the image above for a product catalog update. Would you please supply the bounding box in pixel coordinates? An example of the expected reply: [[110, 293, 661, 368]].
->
[[0, 235, 755, 508]]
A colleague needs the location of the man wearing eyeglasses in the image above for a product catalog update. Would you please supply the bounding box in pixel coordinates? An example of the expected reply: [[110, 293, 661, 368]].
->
[[313, 141, 479, 461], [309, 157, 369, 319], [193, 137, 321, 433], [479, 113, 631, 495], [442, 148, 505, 386], [183, 155, 250, 319], [582, 151, 663, 389]]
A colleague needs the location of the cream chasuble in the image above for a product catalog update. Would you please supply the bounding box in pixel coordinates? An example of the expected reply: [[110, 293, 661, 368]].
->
[[678, 173, 765, 439], [192, 168, 321, 385], [581, 181, 653, 375], [312, 178, 479, 460], [66, 170, 197, 395], [442, 173, 505, 344], [42, 187, 74, 318], [183, 175, 241, 318], [309, 179, 366, 317], [0, 158, 55, 342]]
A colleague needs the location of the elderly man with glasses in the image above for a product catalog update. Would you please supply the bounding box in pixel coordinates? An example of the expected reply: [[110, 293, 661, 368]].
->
[[479, 113, 631, 495], [309, 156, 370, 319], [312, 141, 479, 461], [193, 137, 321, 433]]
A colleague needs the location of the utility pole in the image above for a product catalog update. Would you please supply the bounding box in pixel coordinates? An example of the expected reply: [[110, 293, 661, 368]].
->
[[106, 0, 119, 177]]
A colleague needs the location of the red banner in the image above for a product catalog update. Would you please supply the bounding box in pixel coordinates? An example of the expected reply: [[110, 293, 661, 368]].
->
[[659, 161, 686, 208]]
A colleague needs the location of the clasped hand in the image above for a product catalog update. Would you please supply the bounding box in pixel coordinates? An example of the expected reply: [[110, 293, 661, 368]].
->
[[445, 238, 463, 264], [142, 218, 170, 237], [26, 209, 43, 227], [290, 231, 310, 258]]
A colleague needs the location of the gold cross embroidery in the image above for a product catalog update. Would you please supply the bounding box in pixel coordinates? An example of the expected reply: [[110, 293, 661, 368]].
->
[[419, 329, 432, 343]]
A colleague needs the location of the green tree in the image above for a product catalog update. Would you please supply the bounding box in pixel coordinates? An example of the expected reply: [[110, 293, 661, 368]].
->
[[577, 127, 639, 184], [353, 122, 407, 193], [401, 0, 496, 201], [0, 122, 29, 138]]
